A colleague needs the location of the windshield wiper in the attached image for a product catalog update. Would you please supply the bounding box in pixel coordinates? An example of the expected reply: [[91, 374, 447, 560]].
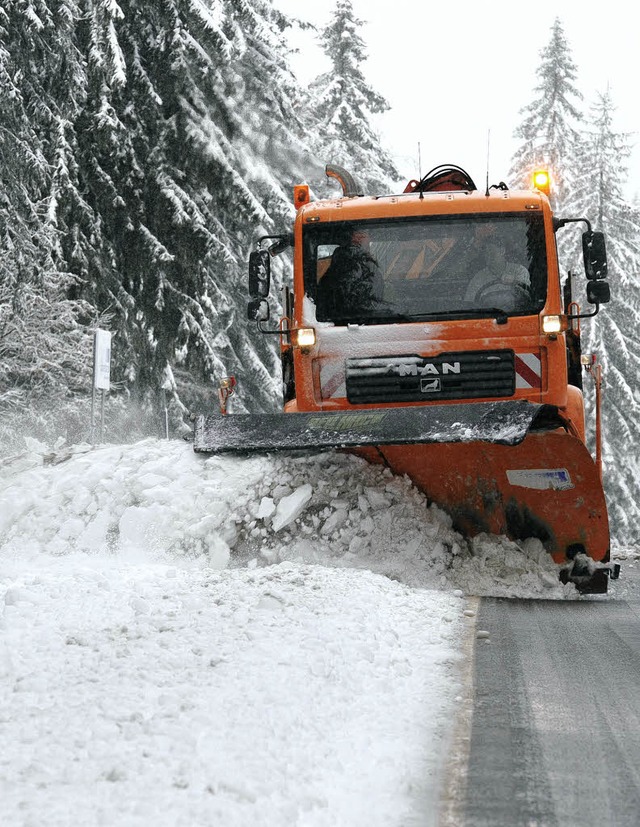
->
[[329, 308, 510, 326], [330, 314, 415, 325], [406, 308, 510, 325]]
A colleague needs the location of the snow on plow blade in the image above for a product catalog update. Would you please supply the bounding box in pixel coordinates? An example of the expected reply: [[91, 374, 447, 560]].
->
[[193, 400, 546, 455], [193, 400, 614, 592]]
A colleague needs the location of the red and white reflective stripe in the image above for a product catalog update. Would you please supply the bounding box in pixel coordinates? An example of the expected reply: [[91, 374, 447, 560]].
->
[[515, 353, 542, 389], [320, 362, 346, 399]]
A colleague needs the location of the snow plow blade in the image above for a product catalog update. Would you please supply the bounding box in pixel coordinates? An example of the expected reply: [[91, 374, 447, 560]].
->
[[353, 428, 613, 592], [193, 400, 546, 455]]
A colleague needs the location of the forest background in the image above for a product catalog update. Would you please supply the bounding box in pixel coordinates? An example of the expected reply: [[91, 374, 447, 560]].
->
[[1, 0, 639, 540]]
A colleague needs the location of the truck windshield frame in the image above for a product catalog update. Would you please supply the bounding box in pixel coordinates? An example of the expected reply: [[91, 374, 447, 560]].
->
[[303, 213, 548, 325]]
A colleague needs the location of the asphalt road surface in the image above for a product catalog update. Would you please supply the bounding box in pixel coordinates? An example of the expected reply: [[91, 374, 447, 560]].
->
[[461, 561, 640, 827]]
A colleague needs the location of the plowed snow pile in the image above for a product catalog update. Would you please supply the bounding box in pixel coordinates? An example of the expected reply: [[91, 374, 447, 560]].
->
[[0, 438, 584, 827], [1, 438, 580, 598]]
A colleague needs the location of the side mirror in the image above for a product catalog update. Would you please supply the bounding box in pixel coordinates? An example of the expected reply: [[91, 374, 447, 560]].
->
[[249, 250, 271, 298], [586, 280, 610, 305], [247, 298, 270, 322], [582, 231, 608, 280]]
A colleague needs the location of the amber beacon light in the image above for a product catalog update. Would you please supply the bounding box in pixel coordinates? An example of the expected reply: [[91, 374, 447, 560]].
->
[[532, 169, 551, 196], [293, 185, 310, 209]]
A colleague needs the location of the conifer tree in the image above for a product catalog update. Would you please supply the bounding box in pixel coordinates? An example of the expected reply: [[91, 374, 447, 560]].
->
[[302, 0, 399, 197], [509, 17, 583, 206], [0, 0, 97, 433], [72, 0, 314, 418], [510, 20, 640, 542], [0, 0, 320, 438], [3, 0, 309, 425], [567, 89, 640, 541]]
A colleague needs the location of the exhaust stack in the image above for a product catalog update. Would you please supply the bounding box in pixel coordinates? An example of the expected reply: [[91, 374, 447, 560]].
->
[[325, 164, 363, 197]]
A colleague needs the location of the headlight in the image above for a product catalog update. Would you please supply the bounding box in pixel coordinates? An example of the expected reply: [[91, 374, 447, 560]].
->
[[542, 315, 562, 334], [293, 328, 316, 349]]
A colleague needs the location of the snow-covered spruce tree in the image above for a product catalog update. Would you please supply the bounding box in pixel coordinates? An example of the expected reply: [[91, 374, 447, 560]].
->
[[509, 22, 640, 542], [509, 17, 583, 208], [565, 89, 640, 542], [301, 0, 399, 198], [63, 0, 312, 422], [0, 0, 98, 449], [0, 0, 317, 436], [192, 0, 315, 411]]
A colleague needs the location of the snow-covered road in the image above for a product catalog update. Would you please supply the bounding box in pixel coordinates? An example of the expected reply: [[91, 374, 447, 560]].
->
[[0, 438, 589, 826]]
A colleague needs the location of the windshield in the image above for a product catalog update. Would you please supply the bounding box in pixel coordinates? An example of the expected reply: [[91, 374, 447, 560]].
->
[[304, 214, 548, 324]]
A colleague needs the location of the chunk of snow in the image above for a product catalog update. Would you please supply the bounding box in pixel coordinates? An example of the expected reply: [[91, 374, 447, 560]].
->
[[271, 484, 313, 532], [257, 497, 276, 519]]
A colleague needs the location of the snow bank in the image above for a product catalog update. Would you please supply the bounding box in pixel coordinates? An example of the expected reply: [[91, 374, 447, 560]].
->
[[0, 438, 582, 599]]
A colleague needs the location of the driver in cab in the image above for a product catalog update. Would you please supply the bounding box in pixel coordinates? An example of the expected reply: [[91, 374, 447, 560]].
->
[[316, 229, 384, 322], [464, 230, 531, 310]]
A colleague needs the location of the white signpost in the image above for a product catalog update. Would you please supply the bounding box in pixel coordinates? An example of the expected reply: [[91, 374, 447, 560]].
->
[[91, 329, 112, 444]]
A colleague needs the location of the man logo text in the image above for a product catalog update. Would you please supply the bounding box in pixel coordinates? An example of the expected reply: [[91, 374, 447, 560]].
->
[[395, 361, 461, 377]]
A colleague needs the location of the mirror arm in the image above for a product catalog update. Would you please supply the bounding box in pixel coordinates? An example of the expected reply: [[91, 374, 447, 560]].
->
[[257, 234, 287, 245], [567, 304, 600, 321], [257, 321, 289, 335], [256, 233, 294, 256], [554, 217, 593, 233]]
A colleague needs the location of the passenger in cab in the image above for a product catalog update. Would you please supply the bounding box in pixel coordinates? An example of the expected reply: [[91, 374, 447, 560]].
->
[[464, 231, 531, 311]]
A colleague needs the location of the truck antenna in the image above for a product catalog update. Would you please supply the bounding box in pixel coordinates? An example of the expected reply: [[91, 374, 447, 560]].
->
[[418, 142, 424, 200], [485, 129, 491, 196]]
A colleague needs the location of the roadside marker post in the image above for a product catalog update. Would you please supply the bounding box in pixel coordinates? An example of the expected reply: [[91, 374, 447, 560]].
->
[[92, 329, 112, 445]]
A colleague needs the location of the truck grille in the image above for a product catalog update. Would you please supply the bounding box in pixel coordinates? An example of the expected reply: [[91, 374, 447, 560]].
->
[[346, 350, 515, 404]]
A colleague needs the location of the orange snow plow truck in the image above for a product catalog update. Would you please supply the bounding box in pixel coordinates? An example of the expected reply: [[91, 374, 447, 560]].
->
[[194, 164, 620, 593]]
